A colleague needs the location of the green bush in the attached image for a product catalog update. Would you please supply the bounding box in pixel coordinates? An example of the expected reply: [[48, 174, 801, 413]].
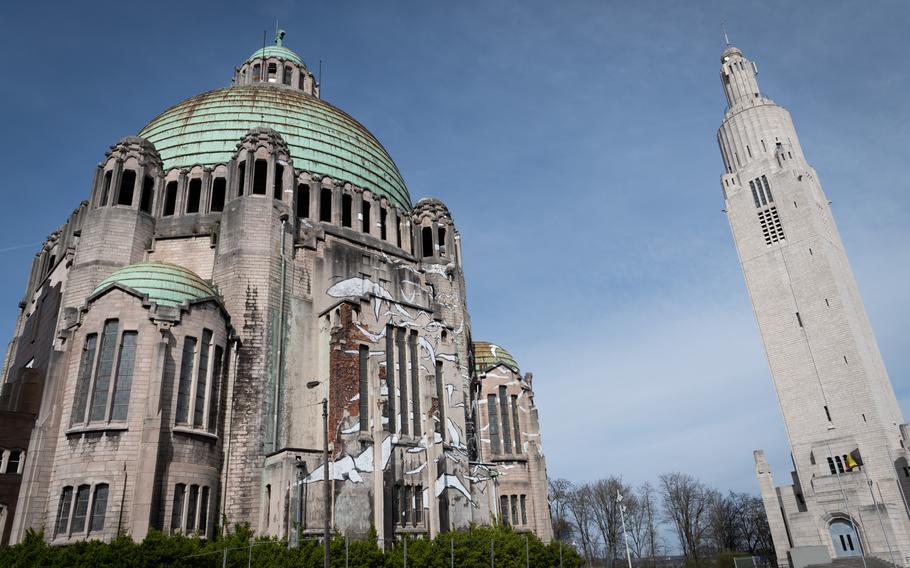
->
[[0, 524, 583, 568]]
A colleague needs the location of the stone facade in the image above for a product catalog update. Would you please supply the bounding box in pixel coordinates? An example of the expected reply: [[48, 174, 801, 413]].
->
[[0, 33, 553, 546], [717, 45, 910, 567]]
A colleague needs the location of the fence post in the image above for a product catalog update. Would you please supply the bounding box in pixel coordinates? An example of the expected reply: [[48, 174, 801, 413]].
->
[[491, 538, 494, 568], [222, 548, 228, 568]]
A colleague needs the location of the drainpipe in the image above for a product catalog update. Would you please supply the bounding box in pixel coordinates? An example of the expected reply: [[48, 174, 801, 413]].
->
[[273, 214, 289, 448]]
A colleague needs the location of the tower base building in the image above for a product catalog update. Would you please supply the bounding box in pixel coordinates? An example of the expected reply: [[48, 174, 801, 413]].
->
[[716, 44, 910, 567], [0, 33, 553, 547]]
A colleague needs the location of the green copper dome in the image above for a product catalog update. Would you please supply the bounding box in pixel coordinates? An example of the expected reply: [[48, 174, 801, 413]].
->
[[247, 45, 304, 66], [473, 341, 520, 375], [138, 85, 411, 210], [93, 262, 218, 307]]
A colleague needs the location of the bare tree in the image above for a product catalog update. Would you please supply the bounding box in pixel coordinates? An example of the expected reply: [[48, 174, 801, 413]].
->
[[627, 482, 662, 561], [590, 477, 631, 567], [549, 477, 574, 541], [659, 472, 712, 562], [567, 482, 600, 567]]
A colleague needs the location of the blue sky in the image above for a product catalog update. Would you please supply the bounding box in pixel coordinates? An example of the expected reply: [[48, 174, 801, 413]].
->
[[1, 1, 909, 495]]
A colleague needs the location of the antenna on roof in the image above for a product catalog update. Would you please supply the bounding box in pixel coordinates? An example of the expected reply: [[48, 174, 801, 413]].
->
[[722, 21, 731, 47], [319, 59, 323, 95], [262, 29, 267, 75]]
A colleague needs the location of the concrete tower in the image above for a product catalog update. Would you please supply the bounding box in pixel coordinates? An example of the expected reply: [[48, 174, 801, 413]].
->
[[717, 44, 910, 567]]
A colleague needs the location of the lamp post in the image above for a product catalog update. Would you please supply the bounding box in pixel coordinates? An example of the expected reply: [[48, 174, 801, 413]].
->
[[308, 380, 331, 568]]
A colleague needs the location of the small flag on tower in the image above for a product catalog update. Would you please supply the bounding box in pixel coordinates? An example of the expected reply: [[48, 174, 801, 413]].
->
[[845, 449, 863, 471]]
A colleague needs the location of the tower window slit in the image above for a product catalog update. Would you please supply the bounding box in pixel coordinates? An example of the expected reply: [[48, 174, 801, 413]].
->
[[252, 64, 261, 81], [796, 312, 803, 327], [100, 170, 113, 206], [319, 188, 332, 222], [237, 162, 246, 196], [761, 175, 773, 202], [252, 160, 267, 194], [750, 181, 761, 208], [361, 201, 371, 233], [140, 176, 155, 213], [747, 145, 752, 158], [435, 360, 445, 441], [827, 457, 836, 474], [499, 385, 512, 454], [296, 184, 309, 218], [342, 194, 353, 228], [273, 163, 284, 199], [210, 178, 226, 212], [283, 65, 293, 85], [186, 178, 201, 213], [397, 328, 408, 436], [385, 326, 395, 433], [825, 298, 830, 307], [437, 227, 446, 256], [824, 405, 832, 421], [422, 227, 433, 257], [380, 208, 387, 240], [359, 345, 369, 432], [409, 331, 421, 436], [761, 139, 767, 152], [487, 394, 500, 455], [844, 355, 848, 365], [267, 62, 277, 82], [117, 170, 136, 206]]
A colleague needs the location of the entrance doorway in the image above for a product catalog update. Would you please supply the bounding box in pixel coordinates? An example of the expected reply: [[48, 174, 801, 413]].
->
[[829, 519, 862, 557]]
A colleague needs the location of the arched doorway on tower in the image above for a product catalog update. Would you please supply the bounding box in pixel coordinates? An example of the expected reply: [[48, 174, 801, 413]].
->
[[829, 518, 862, 558]]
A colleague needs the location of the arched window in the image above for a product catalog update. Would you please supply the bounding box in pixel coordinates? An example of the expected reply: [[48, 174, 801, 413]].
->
[[342, 194, 352, 227], [237, 162, 246, 196], [252, 64, 261, 82], [380, 208, 387, 240], [283, 65, 293, 85], [267, 62, 277, 82], [186, 178, 202, 213], [361, 201, 371, 233], [252, 160, 267, 195], [273, 163, 284, 199], [437, 227, 446, 256], [422, 227, 433, 257], [71, 321, 138, 425], [139, 176, 155, 213], [296, 184, 309, 218], [100, 170, 113, 206], [210, 178, 226, 212], [163, 182, 178, 216], [89, 484, 109, 533], [320, 188, 332, 222], [117, 170, 136, 206]]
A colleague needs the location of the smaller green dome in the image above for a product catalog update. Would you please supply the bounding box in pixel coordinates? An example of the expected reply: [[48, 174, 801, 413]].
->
[[473, 341, 520, 375], [247, 45, 304, 67], [93, 262, 218, 307]]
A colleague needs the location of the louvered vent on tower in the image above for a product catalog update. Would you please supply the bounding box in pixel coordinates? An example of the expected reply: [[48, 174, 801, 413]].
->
[[758, 206, 785, 245]]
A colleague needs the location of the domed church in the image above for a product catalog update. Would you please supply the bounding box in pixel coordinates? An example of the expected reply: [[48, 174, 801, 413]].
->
[[0, 32, 552, 546]]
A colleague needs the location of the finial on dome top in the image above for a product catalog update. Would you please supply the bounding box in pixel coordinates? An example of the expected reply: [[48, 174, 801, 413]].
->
[[276, 28, 286, 46], [722, 21, 730, 47]]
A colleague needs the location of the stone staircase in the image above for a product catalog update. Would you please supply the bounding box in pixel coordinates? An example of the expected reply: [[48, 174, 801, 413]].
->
[[806, 556, 902, 568]]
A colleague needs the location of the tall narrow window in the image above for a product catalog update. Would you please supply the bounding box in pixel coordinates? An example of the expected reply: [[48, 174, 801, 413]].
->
[[89, 484, 109, 533], [520, 495, 527, 525], [71, 484, 91, 533], [140, 176, 155, 213], [283, 65, 293, 85], [511, 495, 519, 525], [194, 330, 212, 428], [6, 450, 21, 474], [267, 62, 277, 82], [171, 484, 186, 531], [437, 227, 446, 256], [749, 181, 761, 208], [56, 486, 73, 536], [499, 386, 512, 454], [110, 331, 137, 421], [199, 486, 210, 536], [435, 360, 446, 440], [361, 201, 371, 233], [252, 160, 267, 194], [274, 163, 284, 199], [359, 345, 369, 432], [71, 334, 98, 425], [237, 162, 246, 196], [761, 175, 774, 202], [208, 345, 224, 433], [409, 331, 421, 436], [296, 184, 309, 218], [422, 227, 433, 257], [186, 178, 202, 213], [396, 220, 402, 248], [210, 178, 226, 212], [380, 208, 387, 240], [252, 63, 261, 81], [796, 312, 803, 328], [175, 336, 197, 424], [163, 181, 178, 216], [186, 485, 199, 532], [414, 485, 423, 523], [510, 395, 521, 454], [114, 168, 134, 206], [385, 326, 395, 433], [320, 188, 332, 222], [500, 495, 509, 526], [100, 171, 113, 206], [487, 394, 501, 455], [827, 457, 836, 474], [342, 194, 353, 227], [401, 485, 410, 525], [89, 320, 119, 422], [397, 328, 408, 435], [835, 455, 845, 474]]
